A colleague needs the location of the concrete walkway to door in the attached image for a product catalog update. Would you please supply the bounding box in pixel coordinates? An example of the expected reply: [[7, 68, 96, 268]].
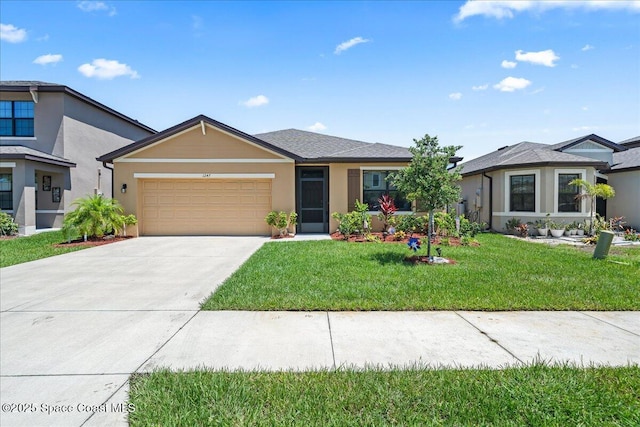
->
[[1, 236, 638, 426]]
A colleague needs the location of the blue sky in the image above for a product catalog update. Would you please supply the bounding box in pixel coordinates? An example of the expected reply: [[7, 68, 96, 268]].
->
[[1, 0, 639, 160]]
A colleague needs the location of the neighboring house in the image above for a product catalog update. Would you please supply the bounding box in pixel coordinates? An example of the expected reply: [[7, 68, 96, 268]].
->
[[605, 136, 640, 229], [458, 134, 639, 231], [0, 81, 155, 234], [98, 115, 457, 236]]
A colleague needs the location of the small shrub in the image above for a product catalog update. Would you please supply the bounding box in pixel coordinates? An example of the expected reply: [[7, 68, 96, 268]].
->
[[505, 217, 521, 233], [393, 230, 406, 241], [377, 194, 397, 233], [440, 237, 451, 246], [515, 223, 529, 238], [434, 211, 456, 236], [266, 211, 296, 236], [459, 215, 483, 237], [365, 233, 381, 243], [460, 235, 479, 246], [0, 212, 18, 236], [395, 214, 422, 234], [63, 195, 124, 239], [332, 200, 371, 238], [624, 229, 639, 242]]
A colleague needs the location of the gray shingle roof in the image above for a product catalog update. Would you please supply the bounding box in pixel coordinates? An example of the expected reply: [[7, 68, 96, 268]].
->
[[610, 146, 640, 172], [619, 136, 640, 148], [0, 145, 76, 167], [460, 140, 607, 175], [254, 129, 411, 161]]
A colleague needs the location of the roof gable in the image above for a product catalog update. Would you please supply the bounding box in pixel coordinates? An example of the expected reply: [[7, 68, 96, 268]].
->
[[550, 134, 626, 152], [98, 115, 299, 163]]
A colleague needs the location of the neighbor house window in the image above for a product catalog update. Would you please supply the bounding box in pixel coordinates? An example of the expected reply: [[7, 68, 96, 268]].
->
[[362, 170, 411, 211], [558, 173, 581, 212], [510, 174, 535, 212], [0, 101, 34, 137], [0, 174, 12, 210]]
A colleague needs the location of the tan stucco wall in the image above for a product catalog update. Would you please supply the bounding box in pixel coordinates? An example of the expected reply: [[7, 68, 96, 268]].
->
[[112, 126, 296, 231], [129, 126, 282, 160], [461, 166, 599, 232], [607, 170, 640, 229]]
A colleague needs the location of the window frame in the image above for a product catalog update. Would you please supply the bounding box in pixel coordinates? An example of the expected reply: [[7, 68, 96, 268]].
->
[[0, 100, 35, 137], [504, 169, 540, 214], [0, 173, 13, 210], [554, 169, 587, 214], [361, 168, 411, 212]]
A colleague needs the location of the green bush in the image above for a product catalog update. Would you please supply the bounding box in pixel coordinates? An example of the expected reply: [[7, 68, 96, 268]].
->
[[395, 214, 422, 234], [62, 195, 134, 239], [0, 212, 18, 236], [332, 200, 371, 238], [434, 211, 456, 236]]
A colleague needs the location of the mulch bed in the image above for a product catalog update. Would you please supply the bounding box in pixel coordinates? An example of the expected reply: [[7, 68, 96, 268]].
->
[[54, 235, 134, 248]]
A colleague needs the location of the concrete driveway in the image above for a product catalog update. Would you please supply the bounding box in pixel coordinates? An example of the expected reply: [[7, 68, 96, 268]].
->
[[0, 236, 267, 427]]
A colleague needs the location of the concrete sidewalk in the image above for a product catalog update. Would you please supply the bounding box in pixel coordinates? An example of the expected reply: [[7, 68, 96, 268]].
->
[[1, 236, 638, 426]]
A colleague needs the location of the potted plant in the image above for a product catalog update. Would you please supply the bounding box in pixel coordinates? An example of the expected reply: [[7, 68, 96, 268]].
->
[[287, 212, 298, 236], [549, 220, 565, 238], [533, 218, 548, 237], [576, 222, 585, 236]]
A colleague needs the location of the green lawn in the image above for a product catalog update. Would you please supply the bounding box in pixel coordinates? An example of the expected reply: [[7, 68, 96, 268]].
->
[[0, 231, 88, 268], [202, 234, 640, 311], [129, 364, 640, 426]]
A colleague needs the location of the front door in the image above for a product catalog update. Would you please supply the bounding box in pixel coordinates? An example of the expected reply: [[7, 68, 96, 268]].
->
[[596, 176, 607, 218], [296, 167, 328, 233]]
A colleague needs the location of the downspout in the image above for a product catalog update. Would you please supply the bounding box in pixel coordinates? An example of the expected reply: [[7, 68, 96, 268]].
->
[[482, 172, 493, 230], [102, 162, 114, 198]]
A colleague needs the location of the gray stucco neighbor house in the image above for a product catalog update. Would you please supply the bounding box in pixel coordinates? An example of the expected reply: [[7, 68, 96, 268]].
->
[[0, 81, 155, 235], [458, 134, 640, 231]]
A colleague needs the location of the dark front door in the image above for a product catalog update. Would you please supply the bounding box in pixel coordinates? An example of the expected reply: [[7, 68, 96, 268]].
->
[[596, 176, 607, 218], [296, 167, 328, 233]]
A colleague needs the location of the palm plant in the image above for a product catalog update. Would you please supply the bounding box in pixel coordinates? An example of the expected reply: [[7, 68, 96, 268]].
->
[[569, 178, 615, 235], [63, 195, 125, 240]]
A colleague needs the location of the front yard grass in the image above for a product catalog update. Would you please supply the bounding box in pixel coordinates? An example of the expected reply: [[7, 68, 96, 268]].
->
[[129, 364, 640, 426], [202, 234, 640, 311], [0, 231, 88, 268]]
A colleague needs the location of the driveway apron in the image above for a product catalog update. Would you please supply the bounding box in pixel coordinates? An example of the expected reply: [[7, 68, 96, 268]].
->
[[0, 236, 266, 427]]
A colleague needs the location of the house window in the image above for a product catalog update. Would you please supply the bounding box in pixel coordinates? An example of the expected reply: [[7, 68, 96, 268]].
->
[[362, 170, 411, 211], [0, 101, 35, 137], [510, 174, 535, 212], [558, 173, 581, 212], [0, 174, 12, 210]]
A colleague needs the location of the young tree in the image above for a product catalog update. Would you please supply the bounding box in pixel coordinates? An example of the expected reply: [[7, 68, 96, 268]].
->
[[569, 178, 615, 235], [390, 134, 462, 260]]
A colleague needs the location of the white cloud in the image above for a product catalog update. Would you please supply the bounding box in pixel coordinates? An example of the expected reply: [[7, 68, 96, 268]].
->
[[581, 44, 594, 51], [33, 54, 63, 65], [78, 59, 139, 79], [1, 23, 27, 43], [454, 1, 640, 22], [449, 92, 463, 100], [472, 84, 488, 91], [501, 60, 517, 69], [77, 1, 116, 16], [308, 122, 327, 132], [573, 126, 598, 132], [334, 36, 370, 54], [571, 64, 579, 69], [515, 49, 559, 67], [493, 76, 532, 92], [582, 106, 589, 111], [241, 95, 269, 108]]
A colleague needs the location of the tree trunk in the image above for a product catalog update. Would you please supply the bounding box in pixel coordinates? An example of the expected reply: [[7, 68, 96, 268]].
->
[[427, 210, 434, 260]]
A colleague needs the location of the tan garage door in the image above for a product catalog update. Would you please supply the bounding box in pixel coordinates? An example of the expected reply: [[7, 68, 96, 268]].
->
[[140, 179, 272, 235]]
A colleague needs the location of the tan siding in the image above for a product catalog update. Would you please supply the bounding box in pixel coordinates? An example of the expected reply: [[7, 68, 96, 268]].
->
[[127, 127, 283, 160]]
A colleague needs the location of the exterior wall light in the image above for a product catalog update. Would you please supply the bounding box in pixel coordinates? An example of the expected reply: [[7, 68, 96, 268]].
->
[[121, 183, 127, 193]]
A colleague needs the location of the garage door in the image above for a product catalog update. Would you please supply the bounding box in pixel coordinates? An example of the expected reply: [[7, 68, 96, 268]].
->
[[140, 179, 272, 235]]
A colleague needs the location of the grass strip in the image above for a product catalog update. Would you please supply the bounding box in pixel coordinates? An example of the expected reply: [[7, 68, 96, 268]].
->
[[0, 231, 88, 268], [129, 364, 640, 426]]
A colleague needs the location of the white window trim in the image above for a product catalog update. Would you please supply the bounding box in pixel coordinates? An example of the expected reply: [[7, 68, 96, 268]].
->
[[554, 168, 587, 215], [36, 210, 65, 214], [359, 166, 404, 171], [133, 173, 275, 179], [0, 137, 37, 141], [504, 169, 540, 214]]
